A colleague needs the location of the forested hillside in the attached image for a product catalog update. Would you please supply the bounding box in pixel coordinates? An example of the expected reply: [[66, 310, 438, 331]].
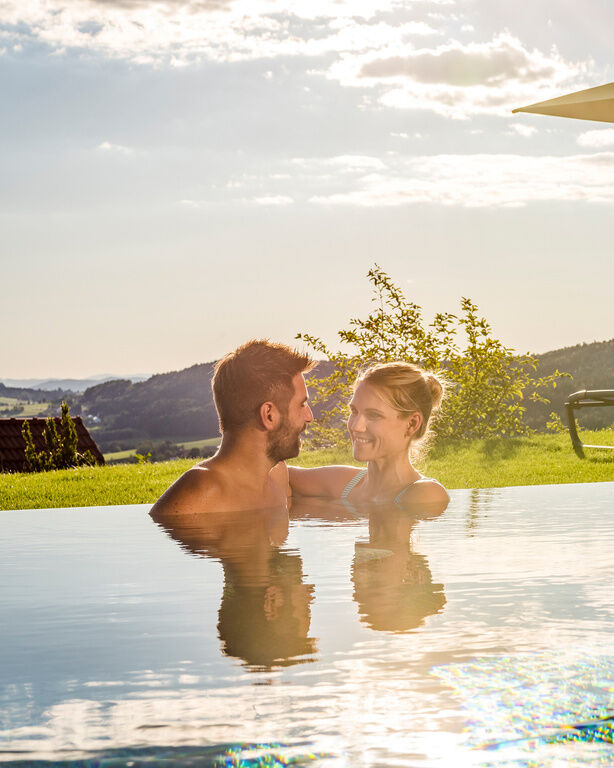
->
[[536, 338, 614, 383], [81, 363, 219, 451], [526, 338, 614, 429], [0, 383, 66, 402]]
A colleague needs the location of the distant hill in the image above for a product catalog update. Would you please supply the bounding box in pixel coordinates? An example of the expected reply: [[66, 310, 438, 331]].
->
[[528, 338, 614, 429], [0, 382, 68, 402], [0, 374, 150, 393]]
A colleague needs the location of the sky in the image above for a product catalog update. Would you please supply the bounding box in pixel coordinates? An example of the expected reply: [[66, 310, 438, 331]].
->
[[2, 0, 614, 379]]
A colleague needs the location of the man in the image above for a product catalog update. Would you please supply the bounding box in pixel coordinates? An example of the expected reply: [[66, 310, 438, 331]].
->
[[150, 339, 315, 516]]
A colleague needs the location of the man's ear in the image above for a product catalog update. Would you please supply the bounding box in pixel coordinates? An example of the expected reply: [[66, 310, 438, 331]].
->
[[259, 401, 281, 432]]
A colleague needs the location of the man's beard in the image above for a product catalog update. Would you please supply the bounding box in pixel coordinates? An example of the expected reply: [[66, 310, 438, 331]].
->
[[266, 416, 302, 463]]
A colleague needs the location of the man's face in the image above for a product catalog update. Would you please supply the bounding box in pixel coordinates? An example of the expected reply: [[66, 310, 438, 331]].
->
[[267, 373, 313, 462]]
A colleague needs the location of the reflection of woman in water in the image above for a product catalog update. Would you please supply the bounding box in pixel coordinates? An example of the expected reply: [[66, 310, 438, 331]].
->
[[150, 506, 316, 670], [353, 505, 446, 632], [289, 362, 448, 508]]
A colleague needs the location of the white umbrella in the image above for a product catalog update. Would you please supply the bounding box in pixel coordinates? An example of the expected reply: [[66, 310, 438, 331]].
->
[[513, 81, 614, 123]]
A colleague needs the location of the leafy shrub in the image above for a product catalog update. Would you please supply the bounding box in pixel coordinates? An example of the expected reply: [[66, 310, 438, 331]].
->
[[545, 411, 567, 434], [297, 265, 569, 445]]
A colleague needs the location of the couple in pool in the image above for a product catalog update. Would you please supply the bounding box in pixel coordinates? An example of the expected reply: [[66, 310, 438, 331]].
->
[[151, 339, 448, 516]]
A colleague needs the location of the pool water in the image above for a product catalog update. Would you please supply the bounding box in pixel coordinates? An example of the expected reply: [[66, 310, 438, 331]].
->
[[1, 482, 613, 767]]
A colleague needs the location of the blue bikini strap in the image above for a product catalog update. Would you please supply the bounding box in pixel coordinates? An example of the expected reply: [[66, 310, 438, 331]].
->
[[341, 469, 367, 499]]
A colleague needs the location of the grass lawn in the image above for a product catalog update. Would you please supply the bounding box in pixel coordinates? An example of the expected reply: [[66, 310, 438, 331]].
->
[[1, 431, 612, 511]]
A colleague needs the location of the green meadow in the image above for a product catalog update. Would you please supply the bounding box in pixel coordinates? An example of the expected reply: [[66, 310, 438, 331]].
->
[[103, 437, 221, 463], [0, 397, 51, 418], [1, 431, 612, 511]]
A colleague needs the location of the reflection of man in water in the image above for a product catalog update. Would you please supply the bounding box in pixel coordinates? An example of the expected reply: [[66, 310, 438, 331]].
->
[[352, 505, 446, 633], [151, 340, 315, 516], [150, 506, 317, 669], [218, 549, 316, 669]]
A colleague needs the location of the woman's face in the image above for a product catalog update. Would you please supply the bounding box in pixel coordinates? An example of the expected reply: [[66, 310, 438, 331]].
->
[[347, 382, 416, 462]]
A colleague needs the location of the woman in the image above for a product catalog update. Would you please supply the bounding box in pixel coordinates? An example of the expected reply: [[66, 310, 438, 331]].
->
[[289, 361, 448, 507]]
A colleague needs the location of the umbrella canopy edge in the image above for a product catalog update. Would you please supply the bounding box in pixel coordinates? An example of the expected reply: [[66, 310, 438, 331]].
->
[[513, 81, 614, 123]]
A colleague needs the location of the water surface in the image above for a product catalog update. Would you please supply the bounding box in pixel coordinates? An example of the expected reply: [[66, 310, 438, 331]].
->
[[1, 483, 613, 767]]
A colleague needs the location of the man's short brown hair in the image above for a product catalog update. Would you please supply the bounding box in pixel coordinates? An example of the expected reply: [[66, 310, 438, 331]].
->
[[212, 339, 316, 433]]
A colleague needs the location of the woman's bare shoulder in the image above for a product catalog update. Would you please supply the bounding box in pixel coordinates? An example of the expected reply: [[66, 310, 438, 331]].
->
[[288, 464, 365, 498], [400, 477, 449, 515], [412, 477, 449, 500]]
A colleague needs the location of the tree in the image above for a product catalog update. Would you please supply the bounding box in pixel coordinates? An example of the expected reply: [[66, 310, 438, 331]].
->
[[60, 400, 79, 467], [297, 265, 569, 445], [22, 402, 97, 472], [22, 422, 43, 472]]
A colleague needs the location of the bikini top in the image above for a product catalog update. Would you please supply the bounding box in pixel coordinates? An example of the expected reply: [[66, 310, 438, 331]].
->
[[340, 468, 426, 507]]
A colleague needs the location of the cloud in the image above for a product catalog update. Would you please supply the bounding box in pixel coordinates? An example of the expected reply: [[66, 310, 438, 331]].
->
[[88, 0, 233, 8], [291, 155, 386, 171], [326, 155, 386, 171], [507, 123, 538, 137], [329, 33, 591, 118], [577, 129, 614, 148], [179, 199, 205, 208], [179, 193, 294, 206], [78, 0, 444, 16], [97, 140, 133, 153], [7, 1, 592, 125], [211, 151, 614, 209], [251, 195, 294, 205], [359, 36, 556, 86], [306, 151, 614, 207], [0, 0, 441, 66]]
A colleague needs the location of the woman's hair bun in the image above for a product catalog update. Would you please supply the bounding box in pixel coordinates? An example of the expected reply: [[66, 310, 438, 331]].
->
[[423, 373, 444, 410]]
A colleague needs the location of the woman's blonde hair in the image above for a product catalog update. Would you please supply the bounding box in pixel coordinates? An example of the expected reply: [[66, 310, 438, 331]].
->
[[354, 361, 444, 449]]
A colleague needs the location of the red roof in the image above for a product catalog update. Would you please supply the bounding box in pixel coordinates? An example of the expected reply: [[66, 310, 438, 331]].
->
[[0, 417, 105, 473]]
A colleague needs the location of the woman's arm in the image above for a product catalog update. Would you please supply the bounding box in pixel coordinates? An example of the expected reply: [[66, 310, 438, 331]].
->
[[288, 465, 363, 498], [270, 461, 291, 499]]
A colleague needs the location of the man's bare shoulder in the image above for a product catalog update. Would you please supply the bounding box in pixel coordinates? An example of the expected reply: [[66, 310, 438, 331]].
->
[[150, 465, 224, 518]]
